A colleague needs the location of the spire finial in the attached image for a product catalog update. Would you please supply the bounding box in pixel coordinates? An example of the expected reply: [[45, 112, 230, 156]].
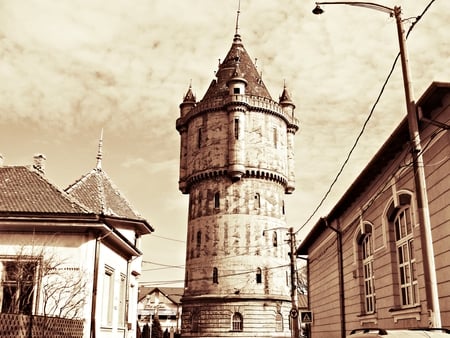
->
[[234, 0, 241, 40], [96, 128, 104, 170]]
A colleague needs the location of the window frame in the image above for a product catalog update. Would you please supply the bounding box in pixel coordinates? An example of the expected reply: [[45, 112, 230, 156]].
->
[[102, 266, 115, 327], [394, 205, 419, 307], [0, 257, 39, 315], [361, 231, 375, 314]]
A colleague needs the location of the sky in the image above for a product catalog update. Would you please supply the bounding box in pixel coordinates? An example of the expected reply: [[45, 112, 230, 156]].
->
[[0, 0, 449, 287]]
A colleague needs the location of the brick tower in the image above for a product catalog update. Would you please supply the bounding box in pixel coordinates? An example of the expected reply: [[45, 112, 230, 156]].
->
[[176, 13, 299, 338]]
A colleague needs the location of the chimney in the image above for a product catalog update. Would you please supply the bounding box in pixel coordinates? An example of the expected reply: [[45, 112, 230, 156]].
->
[[33, 154, 46, 174]]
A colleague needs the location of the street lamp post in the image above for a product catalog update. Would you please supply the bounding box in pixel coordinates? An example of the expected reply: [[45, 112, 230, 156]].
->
[[288, 227, 300, 338], [312, 1, 441, 328]]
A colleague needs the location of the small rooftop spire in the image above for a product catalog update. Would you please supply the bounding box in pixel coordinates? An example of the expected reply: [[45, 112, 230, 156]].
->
[[233, 0, 242, 43], [96, 129, 104, 170]]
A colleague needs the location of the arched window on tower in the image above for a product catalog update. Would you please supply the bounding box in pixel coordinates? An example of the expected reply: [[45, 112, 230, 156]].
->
[[234, 118, 240, 139], [275, 312, 283, 332], [256, 267, 262, 284], [254, 193, 261, 209], [232, 312, 243, 332], [191, 311, 199, 332], [272, 231, 278, 247], [213, 267, 218, 284]]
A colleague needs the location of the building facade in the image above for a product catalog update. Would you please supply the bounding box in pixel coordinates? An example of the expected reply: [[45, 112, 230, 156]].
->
[[0, 143, 153, 338], [297, 82, 450, 337], [137, 287, 183, 335], [176, 20, 299, 338]]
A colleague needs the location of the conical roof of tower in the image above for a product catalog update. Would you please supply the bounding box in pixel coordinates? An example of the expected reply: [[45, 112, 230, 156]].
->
[[201, 33, 272, 101], [279, 84, 295, 107], [183, 85, 196, 103]]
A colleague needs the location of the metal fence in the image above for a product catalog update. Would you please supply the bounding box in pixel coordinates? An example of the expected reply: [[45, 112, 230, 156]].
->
[[0, 313, 84, 338]]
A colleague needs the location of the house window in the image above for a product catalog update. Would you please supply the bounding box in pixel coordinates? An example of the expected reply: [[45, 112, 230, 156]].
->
[[234, 118, 240, 139], [213, 267, 218, 284], [232, 312, 243, 331], [214, 192, 220, 209], [0, 259, 37, 315], [233, 87, 240, 94], [275, 312, 283, 332], [118, 273, 126, 327], [394, 206, 418, 306], [102, 266, 114, 326], [256, 267, 262, 284], [361, 230, 375, 313]]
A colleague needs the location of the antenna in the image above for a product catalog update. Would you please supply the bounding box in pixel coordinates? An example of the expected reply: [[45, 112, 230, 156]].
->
[[235, 0, 241, 36]]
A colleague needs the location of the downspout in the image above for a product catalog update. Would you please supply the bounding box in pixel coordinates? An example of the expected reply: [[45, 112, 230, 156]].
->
[[90, 230, 113, 338], [90, 237, 101, 338], [323, 217, 345, 338], [125, 258, 131, 338]]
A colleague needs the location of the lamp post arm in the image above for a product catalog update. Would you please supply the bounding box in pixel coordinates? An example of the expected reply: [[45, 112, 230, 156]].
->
[[315, 1, 394, 15]]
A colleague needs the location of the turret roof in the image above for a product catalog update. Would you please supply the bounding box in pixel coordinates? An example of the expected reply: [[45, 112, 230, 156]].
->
[[201, 33, 272, 101]]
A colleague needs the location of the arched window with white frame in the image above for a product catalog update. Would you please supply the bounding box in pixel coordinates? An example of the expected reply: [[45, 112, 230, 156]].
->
[[394, 205, 418, 306], [360, 225, 375, 314]]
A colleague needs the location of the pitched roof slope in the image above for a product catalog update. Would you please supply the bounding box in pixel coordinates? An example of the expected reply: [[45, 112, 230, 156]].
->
[[201, 33, 272, 101], [65, 167, 142, 220], [0, 166, 90, 214]]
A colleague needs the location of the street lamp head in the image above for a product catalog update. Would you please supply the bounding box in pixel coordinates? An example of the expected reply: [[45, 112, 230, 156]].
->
[[312, 4, 324, 15]]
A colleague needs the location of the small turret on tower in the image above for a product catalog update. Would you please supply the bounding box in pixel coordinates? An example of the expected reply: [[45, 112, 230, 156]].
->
[[179, 84, 196, 118]]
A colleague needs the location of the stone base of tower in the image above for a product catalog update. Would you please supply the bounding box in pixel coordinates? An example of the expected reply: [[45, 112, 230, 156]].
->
[[180, 296, 294, 338]]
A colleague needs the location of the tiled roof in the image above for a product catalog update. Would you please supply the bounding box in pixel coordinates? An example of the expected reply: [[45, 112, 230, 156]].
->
[[0, 166, 90, 214], [66, 167, 143, 220], [201, 34, 272, 101], [138, 287, 184, 304]]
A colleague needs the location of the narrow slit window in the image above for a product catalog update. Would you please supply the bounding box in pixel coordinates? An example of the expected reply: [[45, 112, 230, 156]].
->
[[273, 128, 278, 148], [234, 118, 240, 139], [254, 193, 261, 209], [256, 267, 262, 284], [214, 192, 220, 209], [197, 128, 202, 148], [213, 267, 218, 284]]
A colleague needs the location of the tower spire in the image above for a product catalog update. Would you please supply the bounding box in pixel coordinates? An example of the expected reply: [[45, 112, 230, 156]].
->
[[96, 128, 104, 170], [234, 0, 241, 41]]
